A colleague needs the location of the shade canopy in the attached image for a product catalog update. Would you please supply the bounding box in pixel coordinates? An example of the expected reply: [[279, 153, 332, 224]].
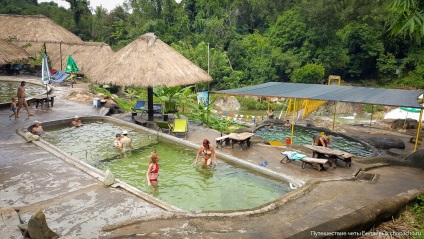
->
[[87, 33, 212, 87], [0, 39, 30, 64], [215, 82, 424, 109], [0, 14, 82, 44], [65, 55, 80, 73]]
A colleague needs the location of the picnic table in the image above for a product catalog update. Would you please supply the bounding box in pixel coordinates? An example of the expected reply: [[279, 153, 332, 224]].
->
[[228, 132, 255, 150], [32, 94, 56, 108], [303, 144, 353, 167]]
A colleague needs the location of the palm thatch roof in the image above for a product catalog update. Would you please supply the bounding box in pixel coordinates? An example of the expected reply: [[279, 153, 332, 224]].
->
[[0, 39, 30, 64], [88, 33, 212, 87], [9, 41, 114, 76], [0, 14, 82, 44]]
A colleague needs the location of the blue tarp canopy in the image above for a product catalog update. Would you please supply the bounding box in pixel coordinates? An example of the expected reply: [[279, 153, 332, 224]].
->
[[214, 82, 424, 109]]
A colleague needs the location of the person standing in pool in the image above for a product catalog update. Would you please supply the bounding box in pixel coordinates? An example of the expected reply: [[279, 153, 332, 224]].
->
[[113, 134, 122, 148], [195, 139, 217, 168], [266, 108, 274, 120], [146, 152, 159, 191], [121, 130, 133, 153], [16, 81, 34, 118], [71, 115, 82, 127]]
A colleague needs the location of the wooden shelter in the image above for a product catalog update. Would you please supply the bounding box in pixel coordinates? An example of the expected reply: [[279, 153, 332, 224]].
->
[[88, 33, 212, 120], [0, 14, 82, 44], [0, 14, 113, 76], [0, 39, 30, 64]]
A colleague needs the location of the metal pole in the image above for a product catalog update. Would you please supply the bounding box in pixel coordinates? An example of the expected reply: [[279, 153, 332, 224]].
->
[[414, 109, 423, 152], [370, 105, 374, 129], [207, 43, 210, 125], [291, 98, 296, 144], [332, 102, 336, 131], [60, 42, 63, 71]]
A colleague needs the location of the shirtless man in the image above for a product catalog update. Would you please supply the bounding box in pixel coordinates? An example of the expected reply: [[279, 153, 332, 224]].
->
[[16, 81, 33, 118], [121, 130, 133, 153]]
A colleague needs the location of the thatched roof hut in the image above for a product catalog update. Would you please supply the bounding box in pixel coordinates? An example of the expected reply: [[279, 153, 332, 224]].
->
[[88, 33, 212, 87], [0, 39, 30, 64], [0, 14, 82, 44]]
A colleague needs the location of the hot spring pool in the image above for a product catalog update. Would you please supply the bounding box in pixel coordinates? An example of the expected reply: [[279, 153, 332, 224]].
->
[[43, 120, 291, 211], [255, 125, 375, 158], [0, 81, 46, 103]]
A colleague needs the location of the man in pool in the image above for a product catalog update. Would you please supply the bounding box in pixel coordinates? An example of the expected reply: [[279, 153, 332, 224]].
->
[[121, 130, 132, 153], [195, 139, 217, 168], [16, 81, 34, 118]]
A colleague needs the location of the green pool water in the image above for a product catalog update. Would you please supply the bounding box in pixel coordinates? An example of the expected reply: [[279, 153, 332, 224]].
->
[[43, 121, 291, 211], [0, 81, 46, 103], [255, 125, 375, 158]]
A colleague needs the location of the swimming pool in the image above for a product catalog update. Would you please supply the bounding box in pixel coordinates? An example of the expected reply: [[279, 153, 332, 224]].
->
[[0, 81, 46, 103], [42, 119, 291, 212], [255, 125, 375, 158]]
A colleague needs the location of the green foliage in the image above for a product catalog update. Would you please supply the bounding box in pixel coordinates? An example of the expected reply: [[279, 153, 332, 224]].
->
[[363, 104, 385, 113], [388, 0, 424, 40], [290, 64, 325, 84], [410, 194, 424, 231], [377, 53, 398, 79], [337, 22, 385, 78], [391, 64, 424, 88], [2, 0, 424, 89]]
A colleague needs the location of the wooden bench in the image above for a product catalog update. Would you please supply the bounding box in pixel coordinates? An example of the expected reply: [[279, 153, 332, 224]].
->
[[32, 95, 56, 108], [215, 135, 230, 148], [300, 157, 330, 171], [280, 152, 329, 171], [133, 116, 148, 127]]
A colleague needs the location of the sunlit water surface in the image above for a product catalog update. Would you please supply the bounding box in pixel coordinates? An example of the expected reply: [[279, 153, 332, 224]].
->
[[255, 125, 375, 157], [44, 121, 291, 211]]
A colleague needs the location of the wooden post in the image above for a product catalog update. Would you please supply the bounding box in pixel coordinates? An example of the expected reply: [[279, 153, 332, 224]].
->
[[414, 109, 423, 152]]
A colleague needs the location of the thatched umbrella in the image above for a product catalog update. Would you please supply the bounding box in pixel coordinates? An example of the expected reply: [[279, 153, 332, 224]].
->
[[0, 39, 30, 64], [0, 14, 82, 44], [88, 33, 212, 121]]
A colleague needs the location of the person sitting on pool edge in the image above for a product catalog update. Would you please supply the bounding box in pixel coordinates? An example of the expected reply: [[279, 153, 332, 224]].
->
[[113, 133, 122, 148], [317, 132, 329, 147], [71, 115, 82, 127], [146, 152, 160, 191], [195, 139, 217, 168], [121, 130, 133, 153]]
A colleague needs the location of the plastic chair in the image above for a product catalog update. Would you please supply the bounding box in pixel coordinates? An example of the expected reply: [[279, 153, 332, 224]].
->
[[172, 118, 188, 139], [155, 121, 172, 134], [51, 71, 64, 80]]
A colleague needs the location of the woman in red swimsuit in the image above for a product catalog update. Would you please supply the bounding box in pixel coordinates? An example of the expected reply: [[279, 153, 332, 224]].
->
[[146, 152, 159, 190]]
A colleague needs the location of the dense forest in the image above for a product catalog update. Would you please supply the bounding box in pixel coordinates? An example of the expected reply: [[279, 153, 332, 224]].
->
[[1, 0, 424, 90]]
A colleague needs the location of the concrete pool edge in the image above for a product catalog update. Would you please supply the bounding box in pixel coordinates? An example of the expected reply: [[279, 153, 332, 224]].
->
[[17, 115, 358, 217]]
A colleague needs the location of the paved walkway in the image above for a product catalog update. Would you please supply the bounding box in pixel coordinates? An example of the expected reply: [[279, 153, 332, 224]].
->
[[0, 76, 423, 239]]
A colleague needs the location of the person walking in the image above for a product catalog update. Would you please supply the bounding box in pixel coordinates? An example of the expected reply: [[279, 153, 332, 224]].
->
[[146, 152, 160, 191], [9, 97, 17, 120], [16, 81, 33, 118]]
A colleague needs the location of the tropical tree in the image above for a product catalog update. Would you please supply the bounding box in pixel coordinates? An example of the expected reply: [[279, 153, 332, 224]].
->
[[290, 63, 325, 83]]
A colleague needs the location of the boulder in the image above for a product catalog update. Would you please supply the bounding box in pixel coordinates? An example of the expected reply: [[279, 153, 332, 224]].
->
[[214, 96, 240, 111], [26, 209, 59, 239], [103, 169, 115, 186], [355, 135, 405, 149], [391, 118, 418, 130]]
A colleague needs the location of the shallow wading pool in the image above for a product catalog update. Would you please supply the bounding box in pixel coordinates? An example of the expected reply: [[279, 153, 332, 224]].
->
[[42, 119, 291, 211]]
